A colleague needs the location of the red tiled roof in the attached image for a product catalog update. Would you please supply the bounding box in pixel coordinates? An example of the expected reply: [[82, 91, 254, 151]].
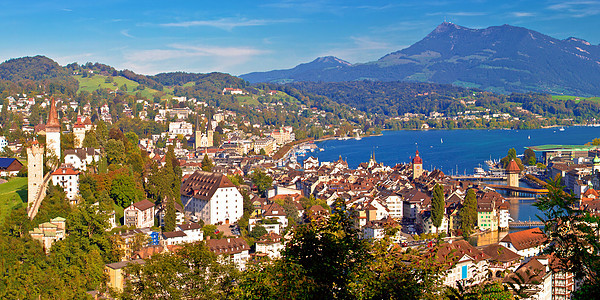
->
[[46, 98, 60, 129], [51, 167, 80, 176], [180, 171, 236, 201], [482, 243, 521, 263], [132, 199, 155, 211], [500, 228, 548, 251], [506, 160, 521, 173], [206, 237, 249, 255]]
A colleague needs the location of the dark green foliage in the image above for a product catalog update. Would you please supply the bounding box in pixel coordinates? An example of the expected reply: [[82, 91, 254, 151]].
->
[[110, 173, 143, 208], [501, 148, 525, 170], [431, 184, 445, 230], [524, 148, 537, 166], [164, 196, 176, 232], [250, 169, 272, 196], [201, 153, 213, 172], [460, 189, 477, 237], [105, 139, 125, 165], [122, 243, 238, 299], [249, 225, 267, 239], [535, 176, 600, 291]]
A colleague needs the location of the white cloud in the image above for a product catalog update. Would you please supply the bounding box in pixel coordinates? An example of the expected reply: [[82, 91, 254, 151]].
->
[[511, 12, 535, 17], [120, 29, 134, 38], [160, 18, 297, 31], [427, 11, 487, 17], [122, 44, 269, 75], [547, 1, 600, 17]]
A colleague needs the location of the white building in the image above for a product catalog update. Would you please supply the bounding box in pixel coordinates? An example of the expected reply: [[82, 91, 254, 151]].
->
[[63, 148, 101, 171], [180, 171, 243, 225], [0, 136, 7, 151], [383, 195, 403, 219], [124, 199, 156, 229], [206, 237, 250, 269], [162, 224, 204, 246], [168, 121, 193, 137], [499, 228, 548, 258], [255, 232, 284, 259], [51, 167, 80, 201]]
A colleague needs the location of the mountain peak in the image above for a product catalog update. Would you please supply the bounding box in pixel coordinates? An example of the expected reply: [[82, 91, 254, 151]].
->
[[312, 56, 352, 66], [433, 22, 465, 33], [565, 37, 591, 46]]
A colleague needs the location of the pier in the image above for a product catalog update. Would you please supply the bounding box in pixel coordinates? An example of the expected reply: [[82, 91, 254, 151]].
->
[[508, 221, 544, 228]]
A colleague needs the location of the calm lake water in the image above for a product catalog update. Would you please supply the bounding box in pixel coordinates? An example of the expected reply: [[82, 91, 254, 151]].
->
[[299, 126, 600, 223]]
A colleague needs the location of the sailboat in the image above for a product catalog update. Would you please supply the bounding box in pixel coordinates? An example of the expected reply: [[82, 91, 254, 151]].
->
[[528, 135, 530, 139], [440, 138, 443, 144]]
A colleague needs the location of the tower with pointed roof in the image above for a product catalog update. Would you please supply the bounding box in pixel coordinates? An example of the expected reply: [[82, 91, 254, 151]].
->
[[46, 98, 61, 159], [73, 110, 86, 148], [412, 150, 423, 179], [593, 155, 600, 174], [367, 150, 376, 168], [195, 117, 214, 149], [506, 159, 521, 187]]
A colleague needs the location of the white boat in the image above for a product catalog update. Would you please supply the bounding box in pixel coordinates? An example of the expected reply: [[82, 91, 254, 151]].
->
[[528, 135, 530, 139], [559, 127, 565, 131], [354, 133, 362, 140], [440, 138, 443, 143], [474, 167, 486, 177]]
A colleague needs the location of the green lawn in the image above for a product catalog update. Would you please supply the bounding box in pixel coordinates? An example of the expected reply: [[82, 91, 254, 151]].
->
[[0, 177, 28, 222], [552, 95, 600, 103], [74, 75, 175, 99]]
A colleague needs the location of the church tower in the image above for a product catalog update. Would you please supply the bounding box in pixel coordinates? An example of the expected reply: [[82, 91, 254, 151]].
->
[[195, 116, 202, 149], [46, 98, 61, 159], [506, 159, 521, 187], [593, 155, 600, 174], [412, 150, 423, 179], [206, 119, 214, 147], [27, 141, 44, 210]]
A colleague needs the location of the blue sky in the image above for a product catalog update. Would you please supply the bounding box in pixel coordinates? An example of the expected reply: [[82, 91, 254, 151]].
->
[[0, 0, 598, 75]]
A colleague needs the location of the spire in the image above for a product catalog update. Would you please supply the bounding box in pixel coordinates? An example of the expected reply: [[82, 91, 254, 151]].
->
[[47, 97, 60, 129]]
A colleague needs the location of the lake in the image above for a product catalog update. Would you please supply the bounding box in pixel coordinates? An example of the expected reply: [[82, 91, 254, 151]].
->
[[298, 126, 600, 222]]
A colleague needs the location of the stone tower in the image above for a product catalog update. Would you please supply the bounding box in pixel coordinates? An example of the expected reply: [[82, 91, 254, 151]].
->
[[506, 159, 521, 187], [194, 116, 202, 149], [206, 120, 214, 147], [27, 141, 44, 208], [412, 150, 423, 179], [46, 98, 61, 159]]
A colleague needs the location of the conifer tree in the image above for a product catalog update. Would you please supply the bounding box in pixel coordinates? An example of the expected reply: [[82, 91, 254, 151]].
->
[[431, 184, 445, 232], [201, 154, 213, 172], [164, 194, 176, 232], [460, 188, 478, 237]]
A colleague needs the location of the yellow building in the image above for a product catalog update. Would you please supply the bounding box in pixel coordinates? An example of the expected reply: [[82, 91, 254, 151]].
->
[[105, 259, 145, 292]]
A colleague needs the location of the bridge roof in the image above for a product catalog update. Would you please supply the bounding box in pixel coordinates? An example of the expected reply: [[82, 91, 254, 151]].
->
[[528, 144, 596, 152]]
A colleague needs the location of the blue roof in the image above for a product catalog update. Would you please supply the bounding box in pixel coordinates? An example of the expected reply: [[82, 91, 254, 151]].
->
[[0, 157, 17, 168]]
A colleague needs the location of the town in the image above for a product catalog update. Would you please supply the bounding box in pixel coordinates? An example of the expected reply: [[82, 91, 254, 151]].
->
[[2, 83, 599, 298]]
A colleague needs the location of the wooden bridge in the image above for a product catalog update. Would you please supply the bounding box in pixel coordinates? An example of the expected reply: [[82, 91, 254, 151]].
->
[[508, 221, 544, 228], [485, 184, 549, 196], [450, 176, 506, 181]]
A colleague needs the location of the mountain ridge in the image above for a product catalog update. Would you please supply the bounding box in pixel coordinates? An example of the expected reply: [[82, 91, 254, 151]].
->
[[240, 23, 600, 96]]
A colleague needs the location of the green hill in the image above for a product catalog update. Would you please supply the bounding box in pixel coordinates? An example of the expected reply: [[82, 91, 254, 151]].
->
[[74, 75, 174, 99], [0, 177, 27, 222]]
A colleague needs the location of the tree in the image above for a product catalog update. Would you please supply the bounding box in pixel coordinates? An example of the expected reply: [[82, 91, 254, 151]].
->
[[431, 183, 445, 232], [105, 139, 125, 165], [249, 225, 268, 239], [251, 169, 272, 196], [523, 148, 536, 166], [163, 195, 176, 232], [122, 243, 238, 299], [534, 176, 600, 298], [82, 129, 100, 148], [201, 154, 213, 172], [281, 198, 369, 298], [460, 189, 477, 237], [110, 173, 143, 208]]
